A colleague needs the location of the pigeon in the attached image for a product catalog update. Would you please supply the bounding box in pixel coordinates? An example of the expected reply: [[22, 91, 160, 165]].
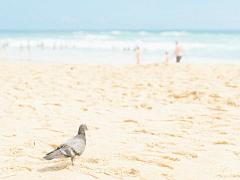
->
[[43, 124, 88, 165]]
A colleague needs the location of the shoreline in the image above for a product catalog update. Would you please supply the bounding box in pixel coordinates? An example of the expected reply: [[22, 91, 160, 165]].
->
[[0, 47, 240, 65]]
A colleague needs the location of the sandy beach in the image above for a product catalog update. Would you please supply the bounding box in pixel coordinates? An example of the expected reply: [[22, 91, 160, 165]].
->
[[0, 61, 240, 179]]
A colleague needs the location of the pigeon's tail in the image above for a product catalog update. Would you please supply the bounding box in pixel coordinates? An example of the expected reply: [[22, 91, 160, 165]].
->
[[43, 154, 54, 160], [43, 148, 65, 160]]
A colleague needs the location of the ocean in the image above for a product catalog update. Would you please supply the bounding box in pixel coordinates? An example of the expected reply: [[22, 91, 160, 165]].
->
[[0, 30, 240, 64]]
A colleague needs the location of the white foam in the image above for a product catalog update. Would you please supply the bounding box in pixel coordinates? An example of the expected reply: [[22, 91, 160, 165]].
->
[[84, 35, 113, 40], [111, 31, 122, 35], [139, 31, 147, 35], [160, 31, 189, 36]]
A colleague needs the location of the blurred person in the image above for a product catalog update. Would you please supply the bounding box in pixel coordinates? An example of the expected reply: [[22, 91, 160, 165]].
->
[[52, 43, 56, 50], [172, 41, 187, 62], [27, 36, 30, 51], [2, 44, 5, 50], [165, 52, 169, 62], [41, 43, 44, 50], [136, 47, 142, 65]]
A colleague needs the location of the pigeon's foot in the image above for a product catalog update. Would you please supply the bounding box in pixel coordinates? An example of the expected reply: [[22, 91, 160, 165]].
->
[[71, 156, 78, 165], [71, 157, 75, 166]]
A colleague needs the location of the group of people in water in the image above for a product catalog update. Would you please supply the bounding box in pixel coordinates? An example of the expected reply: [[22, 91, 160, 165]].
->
[[22, 42, 75, 51], [136, 41, 188, 64], [1, 40, 187, 64]]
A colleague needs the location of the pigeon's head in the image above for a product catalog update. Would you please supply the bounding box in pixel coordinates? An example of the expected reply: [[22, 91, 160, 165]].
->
[[78, 124, 88, 134]]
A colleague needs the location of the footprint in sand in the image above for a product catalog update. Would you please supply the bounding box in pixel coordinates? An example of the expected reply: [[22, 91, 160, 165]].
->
[[161, 156, 180, 161], [23, 139, 50, 149], [213, 141, 236, 145], [123, 119, 138, 124]]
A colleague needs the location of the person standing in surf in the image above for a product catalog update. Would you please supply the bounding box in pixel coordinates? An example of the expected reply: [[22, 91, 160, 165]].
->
[[136, 47, 142, 65], [172, 42, 188, 62], [165, 52, 169, 62]]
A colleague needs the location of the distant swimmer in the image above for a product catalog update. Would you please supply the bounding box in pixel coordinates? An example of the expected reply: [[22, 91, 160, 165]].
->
[[172, 42, 188, 62], [136, 47, 142, 65], [41, 43, 44, 50], [165, 52, 169, 62], [27, 36, 30, 51], [52, 43, 56, 50]]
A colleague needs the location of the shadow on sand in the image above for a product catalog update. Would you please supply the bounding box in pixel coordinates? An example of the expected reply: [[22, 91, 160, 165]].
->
[[37, 162, 71, 172]]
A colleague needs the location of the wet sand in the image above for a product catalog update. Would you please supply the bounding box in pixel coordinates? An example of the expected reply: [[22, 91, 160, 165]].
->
[[0, 61, 240, 179]]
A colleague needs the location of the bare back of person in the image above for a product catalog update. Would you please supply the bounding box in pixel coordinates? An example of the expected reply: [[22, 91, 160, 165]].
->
[[175, 45, 184, 56], [172, 42, 187, 62]]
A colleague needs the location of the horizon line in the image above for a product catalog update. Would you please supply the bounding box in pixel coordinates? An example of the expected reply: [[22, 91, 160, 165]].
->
[[0, 29, 240, 32]]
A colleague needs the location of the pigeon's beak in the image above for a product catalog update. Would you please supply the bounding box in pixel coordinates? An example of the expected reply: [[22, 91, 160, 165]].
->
[[86, 127, 89, 131]]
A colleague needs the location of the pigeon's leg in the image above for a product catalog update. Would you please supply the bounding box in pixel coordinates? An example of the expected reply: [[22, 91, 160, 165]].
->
[[71, 157, 74, 166]]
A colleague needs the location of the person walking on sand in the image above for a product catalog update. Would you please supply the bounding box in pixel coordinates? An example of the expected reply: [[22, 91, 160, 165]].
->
[[165, 52, 169, 62], [136, 47, 142, 65], [172, 41, 188, 62]]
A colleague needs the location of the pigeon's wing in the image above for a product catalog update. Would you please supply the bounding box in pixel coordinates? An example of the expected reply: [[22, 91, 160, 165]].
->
[[63, 136, 86, 156], [43, 144, 68, 160]]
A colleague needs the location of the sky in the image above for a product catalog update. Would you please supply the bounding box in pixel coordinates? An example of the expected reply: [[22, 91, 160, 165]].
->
[[0, 0, 239, 30]]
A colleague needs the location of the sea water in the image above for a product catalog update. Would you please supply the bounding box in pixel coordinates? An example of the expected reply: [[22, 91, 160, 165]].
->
[[0, 30, 239, 64]]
